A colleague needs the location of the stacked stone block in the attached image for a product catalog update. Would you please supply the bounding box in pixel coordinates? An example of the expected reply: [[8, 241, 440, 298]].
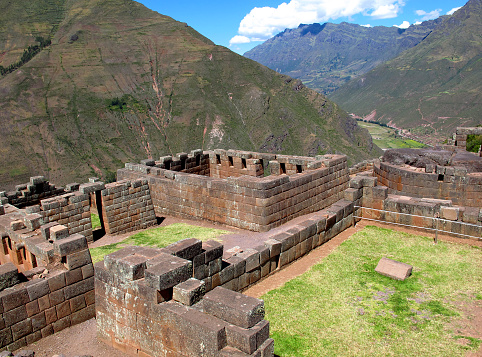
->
[[455, 127, 482, 148], [0, 177, 64, 208], [375, 161, 482, 207], [100, 179, 157, 235], [351, 174, 482, 239], [210, 150, 268, 179], [153, 149, 210, 176], [95, 245, 274, 357], [40, 191, 93, 243], [118, 153, 349, 232], [0, 205, 95, 351]]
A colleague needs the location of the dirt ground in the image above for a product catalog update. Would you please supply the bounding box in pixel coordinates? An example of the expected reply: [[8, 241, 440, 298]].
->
[[17, 219, 482, 357]]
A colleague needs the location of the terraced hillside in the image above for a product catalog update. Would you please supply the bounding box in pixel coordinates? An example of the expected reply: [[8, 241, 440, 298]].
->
[[0, 0, 380, 190]]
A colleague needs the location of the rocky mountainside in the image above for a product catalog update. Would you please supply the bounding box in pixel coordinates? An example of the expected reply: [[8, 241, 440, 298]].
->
[[331, 0, 481, 143], [244, 19, 443, 95], [0, 0, 380, 190]]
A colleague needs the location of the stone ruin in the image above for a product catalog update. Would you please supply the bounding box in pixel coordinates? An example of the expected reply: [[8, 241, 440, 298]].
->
[[0, 143, 479, 356]]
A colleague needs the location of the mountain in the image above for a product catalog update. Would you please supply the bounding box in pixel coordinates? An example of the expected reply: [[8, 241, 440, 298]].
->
[[244, 19, 443, 95], [331, 0, 482, 144], [0, 0, 381, 190]]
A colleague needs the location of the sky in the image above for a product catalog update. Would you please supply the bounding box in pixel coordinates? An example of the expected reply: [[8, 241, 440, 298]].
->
[[137, 0, 468, 55]]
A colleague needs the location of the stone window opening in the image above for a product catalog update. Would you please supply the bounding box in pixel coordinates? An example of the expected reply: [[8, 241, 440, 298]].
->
[[242, 158, 247, 169], [180, 157, 186, 170], [165, 161, 171, 170], [196, 154, 201, 166], [229, 156, 234, 167], [216, 154, 221, 165], [438, 174, 444, 181], [296, 164, 302, 174]]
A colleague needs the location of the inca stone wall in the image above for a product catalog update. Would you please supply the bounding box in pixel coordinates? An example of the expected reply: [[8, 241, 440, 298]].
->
[[374, 161, 482, 207], [40, 191, 94, 243], [0, 204, 95, 351], [100, 179, 157, 235], [0, 177, 65, 208], [350, 174, 482, 239], [118, 151, 349, 232], [95, 245, 274, 357]]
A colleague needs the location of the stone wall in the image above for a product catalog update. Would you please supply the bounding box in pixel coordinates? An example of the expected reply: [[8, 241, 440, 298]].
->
[[100, 179, 157, 235], [349, 174, 482, 239], [118, 154, 349, 232], [0, 205, 95, 352], [40, 192, 94, 243], [95, 194, 356, 356], [374, 161, 482, 207], [454, 127, 482, 148], [0, 177, 65, 208]]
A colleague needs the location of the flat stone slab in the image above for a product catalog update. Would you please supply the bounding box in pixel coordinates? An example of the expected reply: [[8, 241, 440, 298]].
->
[[375, 257, 412, 281]]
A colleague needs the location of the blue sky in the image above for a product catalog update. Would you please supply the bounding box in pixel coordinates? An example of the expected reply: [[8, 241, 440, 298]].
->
[[137, 0, 468, 55]]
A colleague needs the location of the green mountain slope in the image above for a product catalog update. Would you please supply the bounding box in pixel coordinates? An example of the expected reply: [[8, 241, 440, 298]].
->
[[0, 0, 381, 190], [244, 20, 442, 95], [331, 0, 482, 144]]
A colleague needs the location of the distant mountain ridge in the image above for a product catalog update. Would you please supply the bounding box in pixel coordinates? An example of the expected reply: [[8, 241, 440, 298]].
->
[[0, 0, 380, 190], [330, 0, 482, 143], [244, 18, 444, 95]]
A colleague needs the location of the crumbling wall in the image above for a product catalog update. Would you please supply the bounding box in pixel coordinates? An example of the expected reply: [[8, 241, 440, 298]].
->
[[100, 179, 157, 235], [95, 245, 274, 357], [144, 150, 211, 176], [40, 192, 94, 243], [0, 205, 95, 352], [0, 177, 65, 208], [349, 174, 482, 239], [118, 153, 349, 232], [374, 161, 482, 207]]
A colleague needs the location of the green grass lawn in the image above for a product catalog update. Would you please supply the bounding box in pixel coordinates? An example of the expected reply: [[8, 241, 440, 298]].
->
[[91, 213, 102, 230], [358, 121, 427, 149], [89, 223, 230, 263], [263, 225, 481, 357]]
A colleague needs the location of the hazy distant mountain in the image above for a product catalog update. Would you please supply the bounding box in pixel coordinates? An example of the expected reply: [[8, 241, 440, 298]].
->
[[0, 0, 380, 190], [331, 0, 482, 144], [244, 19, 443, 95]]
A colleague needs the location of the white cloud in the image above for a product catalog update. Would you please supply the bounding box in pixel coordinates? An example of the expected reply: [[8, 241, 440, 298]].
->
[[229, 35, 251, 45], [370, 4, 401, 19], [393, 20, 410, 29], [415, 9, 442, 21], [447, 6, 462, 15], [361, 24, 372, 27], [414, 21, 422, 25], [230, 0, 405, 43]]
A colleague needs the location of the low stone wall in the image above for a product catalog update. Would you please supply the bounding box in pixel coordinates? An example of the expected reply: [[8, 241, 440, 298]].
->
[[40, 192, 94, 243], [374, 161, 482, 207], [0, 177, 65, 208], [118, 154, 349, 232], [95, 194, 356, 356], [349, 174, 482, 239], [100, 179, 157, 235], [0, 205, 95, 352]]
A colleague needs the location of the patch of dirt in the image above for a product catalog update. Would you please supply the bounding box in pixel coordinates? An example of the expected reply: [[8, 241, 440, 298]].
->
[[449, 296, 482, 357]]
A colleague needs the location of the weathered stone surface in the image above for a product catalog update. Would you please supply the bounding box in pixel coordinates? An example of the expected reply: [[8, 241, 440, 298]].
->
[[145, 253, 192, 291], [50, 225, 69, 241], [53, 234, 87, 257], [173, 278, 206, 306], [0, 263, 20, 291], [375, 258, 412, 281], [164, 238, 202, 261], [203, 287, 265, 329]]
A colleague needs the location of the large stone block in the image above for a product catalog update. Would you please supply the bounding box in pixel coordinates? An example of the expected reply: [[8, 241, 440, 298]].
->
[[50, 225, 69, 241], [237, 249, 260, 272], [145, 253, 192, 291], [164, 238, 202, 261], [203, 240, 224, 263], [203, 287, 265, 329], [53, 234, 87, 257], [0, 263, 20, 291], [375, 258, 412, 281], [173, 278, 206, 306]]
